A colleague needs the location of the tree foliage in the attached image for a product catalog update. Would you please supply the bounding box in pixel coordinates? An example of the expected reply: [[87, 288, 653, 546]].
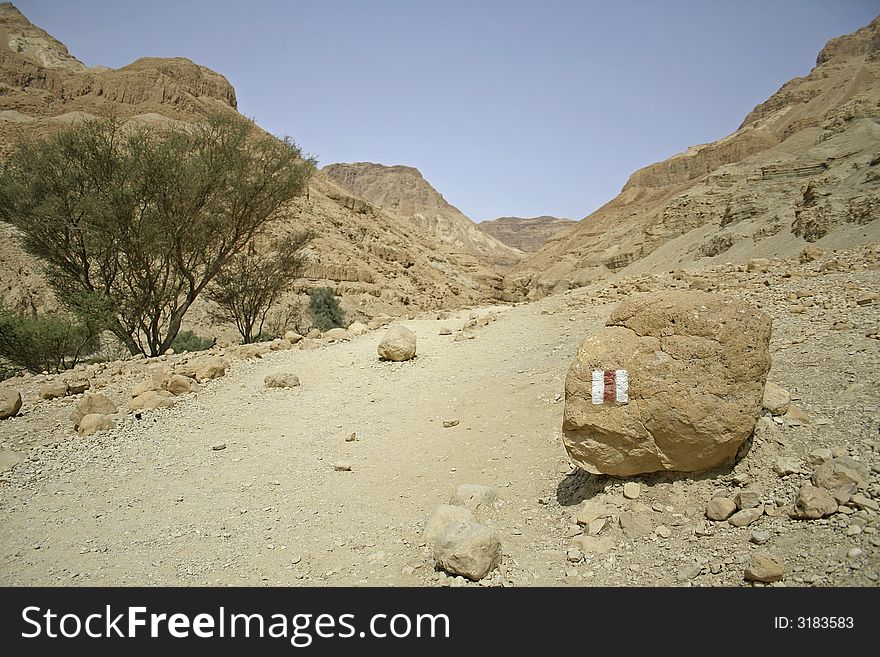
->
[[207, 230, 314, 343], [308, 287, 345, 331], [0, 113, 316, 356]]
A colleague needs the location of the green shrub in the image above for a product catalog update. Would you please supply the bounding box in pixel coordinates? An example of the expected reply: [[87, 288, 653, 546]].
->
[[0, 306, 100, 373], [308, 288, 345, 331], [170, 330, 214, 353]]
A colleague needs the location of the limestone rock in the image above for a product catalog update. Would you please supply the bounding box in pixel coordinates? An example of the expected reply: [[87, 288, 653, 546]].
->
[[746, 258, 770, 273], [71, 393, 116, 428], [283, 331, 304, 344], [812, 456, 869, 491], [423, 504, 475, 545], [762, 382, 791, 416], [129, 390, 177, 411], [562, 291, 772, 475], [706, 497, 737, 521], [728, 507, 763, 527], [77, 413, 115, 436], [0, 449, 25, 472], [39, 380, 68, 400], [744, 553, 785, 583], [347, 322, 368, 336], [734, 490, 762, 510], [323, 327, 351, 342], [619, 511, 652, 538], [623, 482, 641, 499], [165, 374, 198, 396], [799, 245, 826, 263], [576, 500, 611, 525], [194, 357, 227, 382], [791, 484, 838, 519], [64, 378, 90, 395], [378, 325, 417, 362], [570, 534, 614, 554], [264, 373, 301, 389], [449, 484, 498, 512], [433, 521, 502, 581], [0, 388, 22, 420], [299, 339, 321, 350]]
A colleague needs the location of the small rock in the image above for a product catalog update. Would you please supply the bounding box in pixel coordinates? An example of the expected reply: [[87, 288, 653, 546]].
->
[[845, 525, 862, 537], [165, 374, 198, 395], [212, 443, 226, 451], [65, 378, 90, 395], [808, 448, 833, 465], [129, 390, 177, 411], [813, 456, 869, 492], [71, 393, 117, 429], [735, 490, 762, 510], [334, 461, 352, 472], [729, 507, 763, 527], [377, 325, 417, 362], [850, 494, 880, 512], [678, 564, 701, 581], [847, 548, 864, 559], [77, 413, 115, 436], [576, 500, 610, 525], [264, 373, 301, 389], [442, 419, 460, 428], [566, 548, 583, 563], [570, 535, 614, 554], [439, 328, 452, 336], [423, 505, 475, 544], [750, 529, 772, 545], [345, 432, 357, 442], [791, 485, 838, 519], [773, 457, 802, 477], [0, 388, 23, 420], [587, 518, 606, 536], [744, 553, 785, 583], [762, 382, 791, 416], [706, 498, 737, 521], [619, 511, 652, 539], [656, 525, 672, 539], [623, 482, 641, 499], [856, 292, 878, 306], [433, 521, 502, 581], [39, 380, 68, 400]]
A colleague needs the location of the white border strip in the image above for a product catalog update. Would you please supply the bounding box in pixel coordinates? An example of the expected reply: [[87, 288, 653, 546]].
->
[[615, 369, 628, 403], [591, 370, 603, 405]]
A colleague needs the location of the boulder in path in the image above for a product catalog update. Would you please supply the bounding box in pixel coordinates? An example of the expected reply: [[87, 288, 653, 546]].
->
[[323, 327, 351, 342], [449, 484, 498, 512], [377, 325, 417, 362], [706, 497, 737, 521], [562, 291, 772, 476], [165, 374, 199, 396], [0, 388, 22, 420], [77, 413, 115, 436], [423, 505, 475, 544], [193, 357, 228, 382], [433, 521, 501, 581], [744, 553, 785, 583], [71, 393, 117, 429], [264, 373, 301, 389], [39, 380, 68, 400]]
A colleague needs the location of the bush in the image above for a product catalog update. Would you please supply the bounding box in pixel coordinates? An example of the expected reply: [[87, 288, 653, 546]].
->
[[308, 288, 345, 331], [0, 305, 100, 373], [170, 330, 214, 353]]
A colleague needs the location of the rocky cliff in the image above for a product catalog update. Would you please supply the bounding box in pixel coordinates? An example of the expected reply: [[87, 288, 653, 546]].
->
[[322, 162, 523, 267], [0, 3, 513, 326], [478, 216, 575, 252], [509, 16, 880, 299]]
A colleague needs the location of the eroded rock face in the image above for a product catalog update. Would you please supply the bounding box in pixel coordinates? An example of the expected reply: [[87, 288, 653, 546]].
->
[[562, 291, 772, 475]]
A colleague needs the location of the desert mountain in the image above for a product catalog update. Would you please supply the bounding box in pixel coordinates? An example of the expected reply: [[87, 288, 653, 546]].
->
[[322, 162, 523, 267], [0, 3, 513, 329], [478, 215, 576, 253], [509, 16, 880, 299]]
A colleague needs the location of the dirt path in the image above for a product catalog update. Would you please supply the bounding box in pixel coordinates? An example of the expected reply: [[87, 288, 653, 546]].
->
[[1, 256, 878, 587]]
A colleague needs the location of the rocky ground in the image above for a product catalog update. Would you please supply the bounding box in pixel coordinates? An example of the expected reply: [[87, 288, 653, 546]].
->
[[0, 245, 878, 587]]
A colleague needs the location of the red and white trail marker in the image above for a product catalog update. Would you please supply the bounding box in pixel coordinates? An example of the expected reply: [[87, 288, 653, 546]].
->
[[591, 369, 628, 404]]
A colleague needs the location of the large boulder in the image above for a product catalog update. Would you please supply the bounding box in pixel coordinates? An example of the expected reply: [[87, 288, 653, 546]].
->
[[39, 379, 68, 400], [0, 388, 22, 420], [378, 325, 417, 362], [77, 413, 116, 436], [562, 291, 772, 476], [71, 393, 117, 429], [433, 521, 501, 581]]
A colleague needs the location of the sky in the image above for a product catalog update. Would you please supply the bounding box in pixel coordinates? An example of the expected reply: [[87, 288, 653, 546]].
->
[[13, 0, 879, 222]]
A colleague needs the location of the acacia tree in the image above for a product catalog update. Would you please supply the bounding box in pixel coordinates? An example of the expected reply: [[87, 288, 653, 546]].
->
[[206, 229, 314, 343], [0, 113, 315, 356]]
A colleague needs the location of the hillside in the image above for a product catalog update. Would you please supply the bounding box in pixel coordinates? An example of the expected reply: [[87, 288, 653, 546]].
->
[[0, 2, 513, 330], [322, 162, 523, 267], [478, 215, 576, 253], [509, 16, 880, 299]]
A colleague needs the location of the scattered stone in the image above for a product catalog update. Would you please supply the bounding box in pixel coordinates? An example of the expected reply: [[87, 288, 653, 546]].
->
[[439, 328, 452, 336], [433, 521, 501, 581], [678, 564, 702, 581], [735, 490, 762, 510], [77, 413, 115, 436], [623, 482, 641, 499], [799, 245, 826, 263], [377, 325, 417, 362], [65, 378, 90, 395], [194, 357, 228, 382], [345, 432, 357, 442], [762, 382, 791, 416], [566, 548, 583, 563], [812, 456, 869, 492], [845, 525, 862, 537], [847, 548, 864, 559], [442, 419, 460, 428], [587, 518, 606, 535], [706, 497, 737, 521], [264, 373, 301, 389], [746, 258, 771, 273], [212, 443, 226, 451], [348, 322, 368, 336], [576, 500, 610, 525], [773, 457, 802, 476], [791, 485, 839, 519], [449, 484, 498, 511], [832, 483, 857, 505], [165, 374, 198, 395], [323, 328, 351, 342], [306, 329, 322, 339], [808, 448, 833, 465], [750, 529, 772, 545], [283, 331, 304, 344], [562, 291, 771, 475], [0, 388, 23, 420], [856, 292, 878, 306], [0, 449, 25, 472], [619, 511, 653, 539], [728, 508, 763, 527], [423, 505, 475, 544], [39, 380, 68, 400], [783, 405, 811, 425], [299, 338, 321, 350], [71, 393, 117, 429], [655, 525, 672, 539], [129, 390, 177, 411], [744, 553, 785, 583], [850, 494, 880, 512], [334, 461, 352, 472], [570, 535, 614, 554]]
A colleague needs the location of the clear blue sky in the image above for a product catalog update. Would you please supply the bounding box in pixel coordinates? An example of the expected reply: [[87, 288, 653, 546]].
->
[[14, 0, 879, 221]]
